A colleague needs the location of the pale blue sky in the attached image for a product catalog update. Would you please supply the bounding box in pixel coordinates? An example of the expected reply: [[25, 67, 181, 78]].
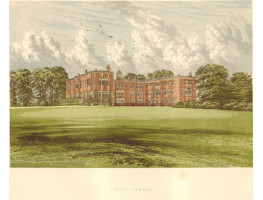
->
[[10, 1, 252, 77]]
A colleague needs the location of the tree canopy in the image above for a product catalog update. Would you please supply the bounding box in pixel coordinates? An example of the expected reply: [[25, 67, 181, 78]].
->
[[124, 73, 146, 81], [229, 72, 252, 103], [148, 70, 174, 80], [195, 64, 229, 107]]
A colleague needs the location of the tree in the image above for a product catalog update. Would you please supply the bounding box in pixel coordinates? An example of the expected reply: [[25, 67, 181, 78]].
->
[[195, 64, 229, 107], [16, 69, 33, 106], [147, 73, 154, 80], [32, 68, 48, 105], [151, 70, 174, 79], [229, 72, 252, 103], [32, 66, 68, 106], [124, 73, 137, 80], [10, 71, 18, 106], [124, 73, 146, 81], [136, 74, 146, 81], [50, 66, 68, 104]]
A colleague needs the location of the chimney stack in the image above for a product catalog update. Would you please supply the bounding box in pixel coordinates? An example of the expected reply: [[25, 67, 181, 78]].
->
[[85, 69, 88, 74], [106, 65, 111, 72]]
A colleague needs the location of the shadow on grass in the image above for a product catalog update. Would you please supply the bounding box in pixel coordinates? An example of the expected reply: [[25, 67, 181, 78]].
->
[[11, 124, 247, 167]]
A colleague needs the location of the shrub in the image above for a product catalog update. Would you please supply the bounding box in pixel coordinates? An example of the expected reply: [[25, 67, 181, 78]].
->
[[198, 101, 220, 109], [173, 102, 185, 108], [222, 102, 252, 111]]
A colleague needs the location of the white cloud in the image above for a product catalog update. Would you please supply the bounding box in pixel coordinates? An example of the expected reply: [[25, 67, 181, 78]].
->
[[10, 30, 106, 77], [107, 1, 252, 75], [106, 41, 135, 73], [205, 21, 252, 73]]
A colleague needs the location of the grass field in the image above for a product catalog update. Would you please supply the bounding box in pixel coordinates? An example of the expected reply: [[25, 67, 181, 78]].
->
[[10, 106, 253, 167]]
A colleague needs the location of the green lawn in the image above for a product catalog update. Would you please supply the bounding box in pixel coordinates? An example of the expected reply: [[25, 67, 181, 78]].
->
[[10, 106, 253, 167]]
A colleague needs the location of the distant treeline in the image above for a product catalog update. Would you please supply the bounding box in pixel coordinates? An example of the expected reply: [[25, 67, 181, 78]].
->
[[173, 64, 252, 111], [10, 66, 68, 106], [124, 69, 174, 81]]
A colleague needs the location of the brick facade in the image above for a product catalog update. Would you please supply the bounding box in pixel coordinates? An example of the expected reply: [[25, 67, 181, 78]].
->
[[114, 70, 196, 106], [66, 65, 114, 105], [66, 65, 196, 106]]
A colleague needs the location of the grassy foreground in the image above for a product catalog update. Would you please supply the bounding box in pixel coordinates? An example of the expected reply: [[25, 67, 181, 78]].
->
[[10, 106, 253, 167]]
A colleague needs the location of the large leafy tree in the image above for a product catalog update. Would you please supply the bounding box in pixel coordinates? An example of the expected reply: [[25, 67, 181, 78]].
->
[[195, 64, 229, 107], [229, 72, 252, 103], [32, 66, 68, 105], [10, 71, 18, 106], [16, 69, 34, 106]]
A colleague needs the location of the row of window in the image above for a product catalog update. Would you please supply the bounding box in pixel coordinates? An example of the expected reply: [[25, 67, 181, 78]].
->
[[115, 88, 192, 97], [116, 98, 176, 104], [68, 79, 193, 90], [67, 78, 109, 90], [116, 80, 193, 89]]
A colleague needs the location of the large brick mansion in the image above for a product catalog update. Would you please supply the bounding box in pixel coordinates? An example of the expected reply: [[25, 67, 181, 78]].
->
[[66, 65, 196, 106]]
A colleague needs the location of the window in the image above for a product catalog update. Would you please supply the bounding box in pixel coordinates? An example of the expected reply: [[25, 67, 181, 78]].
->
[[116, 98, 124, 103], [131, 91, 135, 96], [148, 91, 153, 96], [116, 83, 124, 88], [99, 78, 109, 85], [131, 98, 135, 103], [75, 82, 80, 89], [137, 99, 143, 103], [185, 88, 192, 95], [98, 91, 110, 99], [116, 90, 124, 96], [163, 89, 166, 95], [131, 84, 135, 89], [165, 82, 170, 85], [155, 90, 161, 96], [167, 89, 170, 95], [87, 78, 92, 86], [185, 80, 192, 85], [165, 98, 170, 104], [137, 91, 143, 96]]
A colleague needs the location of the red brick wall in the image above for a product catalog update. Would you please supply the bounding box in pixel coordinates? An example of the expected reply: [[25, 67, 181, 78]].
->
[[66, 67, 114, 99], [114, 76, 196, 106]]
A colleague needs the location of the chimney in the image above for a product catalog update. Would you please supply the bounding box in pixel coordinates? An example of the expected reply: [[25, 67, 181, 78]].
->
[[106, 65, 111, 72], [189, 72, 192, 77], [85, 69, 88, 74]]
